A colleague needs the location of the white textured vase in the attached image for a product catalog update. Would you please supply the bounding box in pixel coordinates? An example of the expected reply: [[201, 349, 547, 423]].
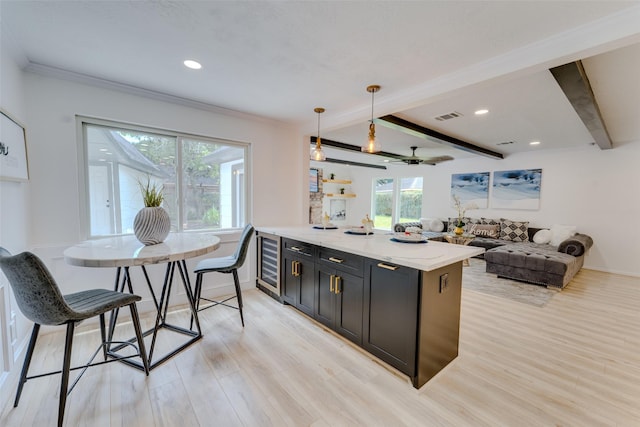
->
[[133, 207, 171, 245]]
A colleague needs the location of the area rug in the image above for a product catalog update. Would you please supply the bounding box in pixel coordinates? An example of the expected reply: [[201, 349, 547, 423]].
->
[[462, 258, 557, 307]]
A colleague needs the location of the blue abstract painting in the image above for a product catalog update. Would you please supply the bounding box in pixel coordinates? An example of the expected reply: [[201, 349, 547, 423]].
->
[[492, 169, 542, 210], [450, 172, 489, 209]]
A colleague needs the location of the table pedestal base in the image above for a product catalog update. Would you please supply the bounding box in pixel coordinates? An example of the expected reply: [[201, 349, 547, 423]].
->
[[107, 260, 201, 371]]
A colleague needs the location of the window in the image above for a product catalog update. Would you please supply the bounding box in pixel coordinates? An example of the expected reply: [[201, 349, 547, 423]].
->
[[81, 119, 249, 237], [373, 178, 394, 229], [372, 177, 423, 230]]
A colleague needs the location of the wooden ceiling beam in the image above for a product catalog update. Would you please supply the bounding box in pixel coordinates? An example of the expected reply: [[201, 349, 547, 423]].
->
[[375, 115, 504, 159], [550, 60, 613, 150], [310, 136, 406, 160]]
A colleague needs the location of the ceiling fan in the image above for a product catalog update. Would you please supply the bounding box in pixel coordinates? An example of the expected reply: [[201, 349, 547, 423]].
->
[[387, 146, 454, 166]]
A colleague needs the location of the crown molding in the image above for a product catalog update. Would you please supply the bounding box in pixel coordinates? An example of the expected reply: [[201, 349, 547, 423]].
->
[[23, 62, 287, 126]]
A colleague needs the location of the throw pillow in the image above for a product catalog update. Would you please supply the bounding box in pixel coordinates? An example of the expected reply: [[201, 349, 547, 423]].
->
[[549, 224, 577, 246], [533, 229, 552, 244], [499, 218, 529, 242], [447, 217, 476, 232], [429, 219, 445, 232], [480, 217, 500, 226], [468, 223, 500, 238]]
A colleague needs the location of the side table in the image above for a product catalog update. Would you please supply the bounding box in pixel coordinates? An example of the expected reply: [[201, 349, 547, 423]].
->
[[444, 233, 476, 266]]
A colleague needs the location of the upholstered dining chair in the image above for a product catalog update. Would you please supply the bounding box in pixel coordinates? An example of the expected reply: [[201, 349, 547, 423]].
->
[[0, 247, 149, 427], [192, 223, 254, 327]]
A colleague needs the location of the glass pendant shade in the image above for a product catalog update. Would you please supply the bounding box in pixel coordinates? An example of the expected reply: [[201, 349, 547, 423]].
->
[[361, 85, 381, 153], [310, 140, 326, 161], [361, 122, 381, 153], [310, 107, 326, 161]]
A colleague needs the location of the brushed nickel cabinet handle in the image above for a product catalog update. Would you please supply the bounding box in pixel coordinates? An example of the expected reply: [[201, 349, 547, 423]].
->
[[377, 262, 399, 271], [291, 246, 302, 252]]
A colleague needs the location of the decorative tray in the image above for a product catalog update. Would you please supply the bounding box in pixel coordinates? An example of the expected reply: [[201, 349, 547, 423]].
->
[[390, 237, 428, 244], [391, 232, 427, 243], [345, 228, 373, 235], [313, 225, 338, 230]]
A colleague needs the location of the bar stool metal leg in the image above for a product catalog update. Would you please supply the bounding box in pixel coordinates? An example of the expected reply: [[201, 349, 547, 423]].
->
[[14, 324, 40, 408]]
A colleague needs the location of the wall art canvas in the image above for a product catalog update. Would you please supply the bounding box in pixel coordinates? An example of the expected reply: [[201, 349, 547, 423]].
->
[[492, 169, 542, 210], [0, 110, 29, 181], [309, 168, 319, 192], [450, 172, 489, 209]]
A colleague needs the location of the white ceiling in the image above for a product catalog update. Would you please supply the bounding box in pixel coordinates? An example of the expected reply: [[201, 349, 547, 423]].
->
[[2, 1, 640, 165]]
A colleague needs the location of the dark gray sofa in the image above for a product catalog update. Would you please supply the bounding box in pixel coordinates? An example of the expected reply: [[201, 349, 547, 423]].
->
[[394, 221, 593, 289], [484, 234, 593, 289]]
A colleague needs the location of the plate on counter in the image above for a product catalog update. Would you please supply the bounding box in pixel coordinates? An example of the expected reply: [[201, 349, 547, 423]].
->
[[391, 232, 427, 243], [345, 227, 373, 235]]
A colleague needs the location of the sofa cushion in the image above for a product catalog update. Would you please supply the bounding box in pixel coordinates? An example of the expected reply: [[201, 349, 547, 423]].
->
[[549, 224, 577, 246], [499, 218, 529, 242], [533, 229, 552, 244], [469, 237, 506, 251], [447, 217, 480, 232], [468, 223, 500, 238], [480, 217, 500, 226], [430, 219, 445, 232], [557, 233, 593, 257]]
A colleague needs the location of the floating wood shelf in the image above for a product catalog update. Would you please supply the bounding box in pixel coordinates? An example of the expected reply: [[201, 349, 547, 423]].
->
[[322, 179, 352, 184], [325, 193, 356, 198]]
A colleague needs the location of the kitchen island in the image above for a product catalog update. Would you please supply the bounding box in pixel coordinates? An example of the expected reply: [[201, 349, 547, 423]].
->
[[256, 226, 484, 388]]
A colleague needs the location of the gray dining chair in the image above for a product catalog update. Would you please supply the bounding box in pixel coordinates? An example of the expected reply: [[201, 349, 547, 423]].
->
[[192, 224, 254, 327], [0, 247, 149, 427]]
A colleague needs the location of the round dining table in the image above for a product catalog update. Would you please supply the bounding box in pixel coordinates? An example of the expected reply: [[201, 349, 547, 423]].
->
[[64, 232, 221, 370]]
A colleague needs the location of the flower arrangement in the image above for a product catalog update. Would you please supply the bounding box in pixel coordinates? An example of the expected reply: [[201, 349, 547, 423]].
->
[[138, 176, 164, 207], [452, 194, 478, 227]]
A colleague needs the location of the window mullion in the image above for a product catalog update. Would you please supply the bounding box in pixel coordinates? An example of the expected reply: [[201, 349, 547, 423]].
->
[[176, 136, 184, 232]]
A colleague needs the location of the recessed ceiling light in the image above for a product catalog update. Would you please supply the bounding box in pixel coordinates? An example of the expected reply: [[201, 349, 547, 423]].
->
[[183, 60, 202, 70], [474, 109, 489, 115], [530, 141, 541, 145]]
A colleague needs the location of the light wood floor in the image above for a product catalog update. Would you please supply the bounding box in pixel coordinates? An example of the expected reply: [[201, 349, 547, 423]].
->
[[1, 267, 639, 426]]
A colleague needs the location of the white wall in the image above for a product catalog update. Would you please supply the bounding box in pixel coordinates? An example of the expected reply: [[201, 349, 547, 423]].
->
[[0, 64, 308, 401], [20, 71, 306, 310], [0, 33, 31, 411], [346, 143, 640, 277]]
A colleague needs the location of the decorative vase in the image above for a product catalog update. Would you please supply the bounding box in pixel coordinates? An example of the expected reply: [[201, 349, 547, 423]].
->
[[454, 226, 464, 236], [133, 207, 171, 245]]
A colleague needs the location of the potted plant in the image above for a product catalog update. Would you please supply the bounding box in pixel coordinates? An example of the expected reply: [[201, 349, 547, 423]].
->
[[339, 188, 345, 194], [452, 194, 478, 235], [133, 176, 171, 245]]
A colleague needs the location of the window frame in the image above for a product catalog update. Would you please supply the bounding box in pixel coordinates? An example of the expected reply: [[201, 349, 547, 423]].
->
[[371, 175, 423, 229], [76, 116, 251, 239]]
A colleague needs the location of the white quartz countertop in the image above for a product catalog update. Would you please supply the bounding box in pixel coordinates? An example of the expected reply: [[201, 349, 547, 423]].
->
[[257, 226, 484, 271], [64, 233, 221, 268]]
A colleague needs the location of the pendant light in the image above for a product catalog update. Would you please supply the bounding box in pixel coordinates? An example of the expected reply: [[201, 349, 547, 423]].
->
[[361, 85, 381, 153], [310, 107, 326, 161]]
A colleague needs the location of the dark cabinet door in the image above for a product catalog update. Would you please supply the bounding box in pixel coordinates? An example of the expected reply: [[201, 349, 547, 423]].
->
[[334, 270, 363, 345], [315, 266, 336, 328], [315, 265, 363, 345], [296, 256, 315, 317], [281, 252, 298, 306], [281, 238, 316, 317], [363, 259, 419, 377]]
